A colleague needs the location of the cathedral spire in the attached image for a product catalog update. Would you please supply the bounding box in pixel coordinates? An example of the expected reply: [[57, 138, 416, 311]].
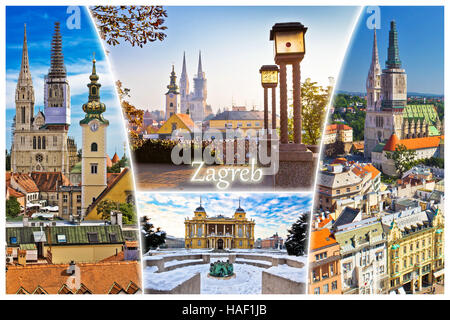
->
[[386, 20, 402, 69], [181, 51, 188, 79], [197, 50, 203, 78], [370, 28, 380, 70], [48, 21, 66, 78], [18, 24, 32, 84]]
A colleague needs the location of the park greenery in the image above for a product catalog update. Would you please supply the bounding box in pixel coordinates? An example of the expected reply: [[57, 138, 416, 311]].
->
[[331, 93, 367, 141], [386, 144, 418, 178], [288, 78, 330, 145], [96, 200, 137, 225], [6, 196, 21, 219]]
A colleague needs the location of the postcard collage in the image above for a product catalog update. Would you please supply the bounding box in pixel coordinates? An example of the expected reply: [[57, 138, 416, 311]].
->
[[2, 3, 447, 299]]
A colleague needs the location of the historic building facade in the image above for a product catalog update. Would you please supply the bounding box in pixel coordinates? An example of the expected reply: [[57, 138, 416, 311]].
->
[[184, 199, 255, 250], [364, 22, 442, 159], [383, 206, 444, 293], [179, 52, 211, 122], [80, 56, 109, 217], [11, 23, 77, 175]]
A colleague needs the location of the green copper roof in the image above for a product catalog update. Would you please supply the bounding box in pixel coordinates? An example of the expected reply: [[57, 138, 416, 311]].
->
[[6, 225, 124, 246], [373, 142, 386, 153], [386, 21, 402, 69], [403, 104, 441, 136], [166, 65, 179, 95], [80, 57, 109, 125]]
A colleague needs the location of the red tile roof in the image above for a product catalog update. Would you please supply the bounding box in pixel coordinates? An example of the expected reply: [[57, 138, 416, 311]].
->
[[6, 261, 141, 294], [325, 123, 352, 134], [363, 163, 381, 180], [11, 173, 39, 193], [30, 172, 71, 192], [111, 153, 120, 164], [106, 155, 113, 168], [310, 228, 337, 251], [383, 134, 443, 152]]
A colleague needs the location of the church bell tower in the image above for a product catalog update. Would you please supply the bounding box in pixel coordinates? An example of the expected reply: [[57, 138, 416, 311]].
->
[[80, 55, 109, 217]]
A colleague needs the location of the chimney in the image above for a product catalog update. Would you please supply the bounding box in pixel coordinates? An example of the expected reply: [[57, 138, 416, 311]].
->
[[111, 210, 123, 228], [67, 260, 76, 275], [18, 250, 27, 266], [23, 216, 29, 227]]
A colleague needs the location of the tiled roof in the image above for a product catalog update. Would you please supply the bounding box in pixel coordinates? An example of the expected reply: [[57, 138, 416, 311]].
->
[[30, 172, 71, 192], [176, 113, 196, 130], [111, 153, 120, 164], [106, 155, 113, 168], [325, 123, 352, 134], [7, 187, 25, 199], [6, 261, 141, 294], [383, 134, 443, 151], [6, 225, 125, 247], [11, 173, 39, 193], [363, 163, 381, 180], [310, 228, 337, 251], [352, 141, 364, 150]]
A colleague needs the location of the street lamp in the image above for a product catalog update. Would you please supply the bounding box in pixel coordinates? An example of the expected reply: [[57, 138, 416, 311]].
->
[[270, 22, 307, 147], [259, 65, 279, 132]]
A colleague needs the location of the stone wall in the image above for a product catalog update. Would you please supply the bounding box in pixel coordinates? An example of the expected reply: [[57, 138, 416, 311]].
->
[[144, 272, 201, 294], [262, 271, 305, 294]]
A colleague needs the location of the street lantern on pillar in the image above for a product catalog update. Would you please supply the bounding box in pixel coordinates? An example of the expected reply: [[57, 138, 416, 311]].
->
[[259, 65, 279, 132], [270, 22, 307, 147]]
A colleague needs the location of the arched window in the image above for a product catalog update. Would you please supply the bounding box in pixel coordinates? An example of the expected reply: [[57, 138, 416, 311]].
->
[[91, 142, 98, 152], [21, 107, 26, 124], [38, 136, 41, 149], [42, 136, 46, 149], [33, 136, 36, 149]]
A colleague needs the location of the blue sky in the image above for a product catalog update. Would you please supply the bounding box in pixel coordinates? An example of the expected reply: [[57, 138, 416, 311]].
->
[[337, 6, 444, 95], [107, 6, 360, 113], [137, 192, 312, 239], [5, 6, 128, 157]]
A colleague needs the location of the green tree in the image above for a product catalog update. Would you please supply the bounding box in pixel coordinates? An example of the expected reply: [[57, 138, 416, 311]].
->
[[96, 200, 137, 225], [141, 216, 166, 253], [90, 6, 167, 47], [386, 144, 417, 177], [6, 196, 21, 218], [285, 212, 310, 256], [288, 78, 330, 145]]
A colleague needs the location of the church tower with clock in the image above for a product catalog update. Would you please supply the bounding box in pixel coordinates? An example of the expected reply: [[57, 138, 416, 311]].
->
[[80, 55, 109, 216], [165, 65, 179, 120]]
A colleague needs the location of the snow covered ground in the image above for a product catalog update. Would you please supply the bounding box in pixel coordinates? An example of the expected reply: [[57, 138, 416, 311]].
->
[[143, 249, 307, 294], [144, 263, 265, 294]]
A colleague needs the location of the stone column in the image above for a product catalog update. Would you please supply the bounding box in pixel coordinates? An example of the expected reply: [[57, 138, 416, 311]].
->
[[292, 61, 301, 144], [215, 224, 217, 235], [271, 87, 276, 130], [279, 62, 288, 144], [264, 87, 269, 131]]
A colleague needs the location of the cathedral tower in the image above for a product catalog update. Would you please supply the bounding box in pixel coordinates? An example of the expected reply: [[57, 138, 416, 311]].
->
[[44, 22, 71, 126], [80, 56, 109, 217], [165, 65, 179, 120], [366, 29, 381, 112], [381, 21, 407, 112], [14, 24, 35, 132], [179, 52, 190, 114]]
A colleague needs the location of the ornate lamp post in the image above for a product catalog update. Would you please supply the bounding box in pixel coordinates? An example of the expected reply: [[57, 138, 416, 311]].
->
[[259, 65, 279, 133], [270, 22, 307, 147]]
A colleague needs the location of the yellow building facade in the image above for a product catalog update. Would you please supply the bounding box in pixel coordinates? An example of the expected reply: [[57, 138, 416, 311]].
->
[[185, 201, 255, 250], [80, 58, 109, 216], [85, 168, 134, 220], [387, 208, 444, 293], [157, 113, 195, 135]]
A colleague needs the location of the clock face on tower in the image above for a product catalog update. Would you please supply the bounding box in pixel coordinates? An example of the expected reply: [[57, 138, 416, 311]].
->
[[90, 121, 99, 132]]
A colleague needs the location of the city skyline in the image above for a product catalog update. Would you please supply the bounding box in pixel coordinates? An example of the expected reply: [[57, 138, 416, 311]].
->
[[337, 6, 444, 95], [107, 6, 361, 113], [5, 6, 128, 158], [137, 193, 312, 239]]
